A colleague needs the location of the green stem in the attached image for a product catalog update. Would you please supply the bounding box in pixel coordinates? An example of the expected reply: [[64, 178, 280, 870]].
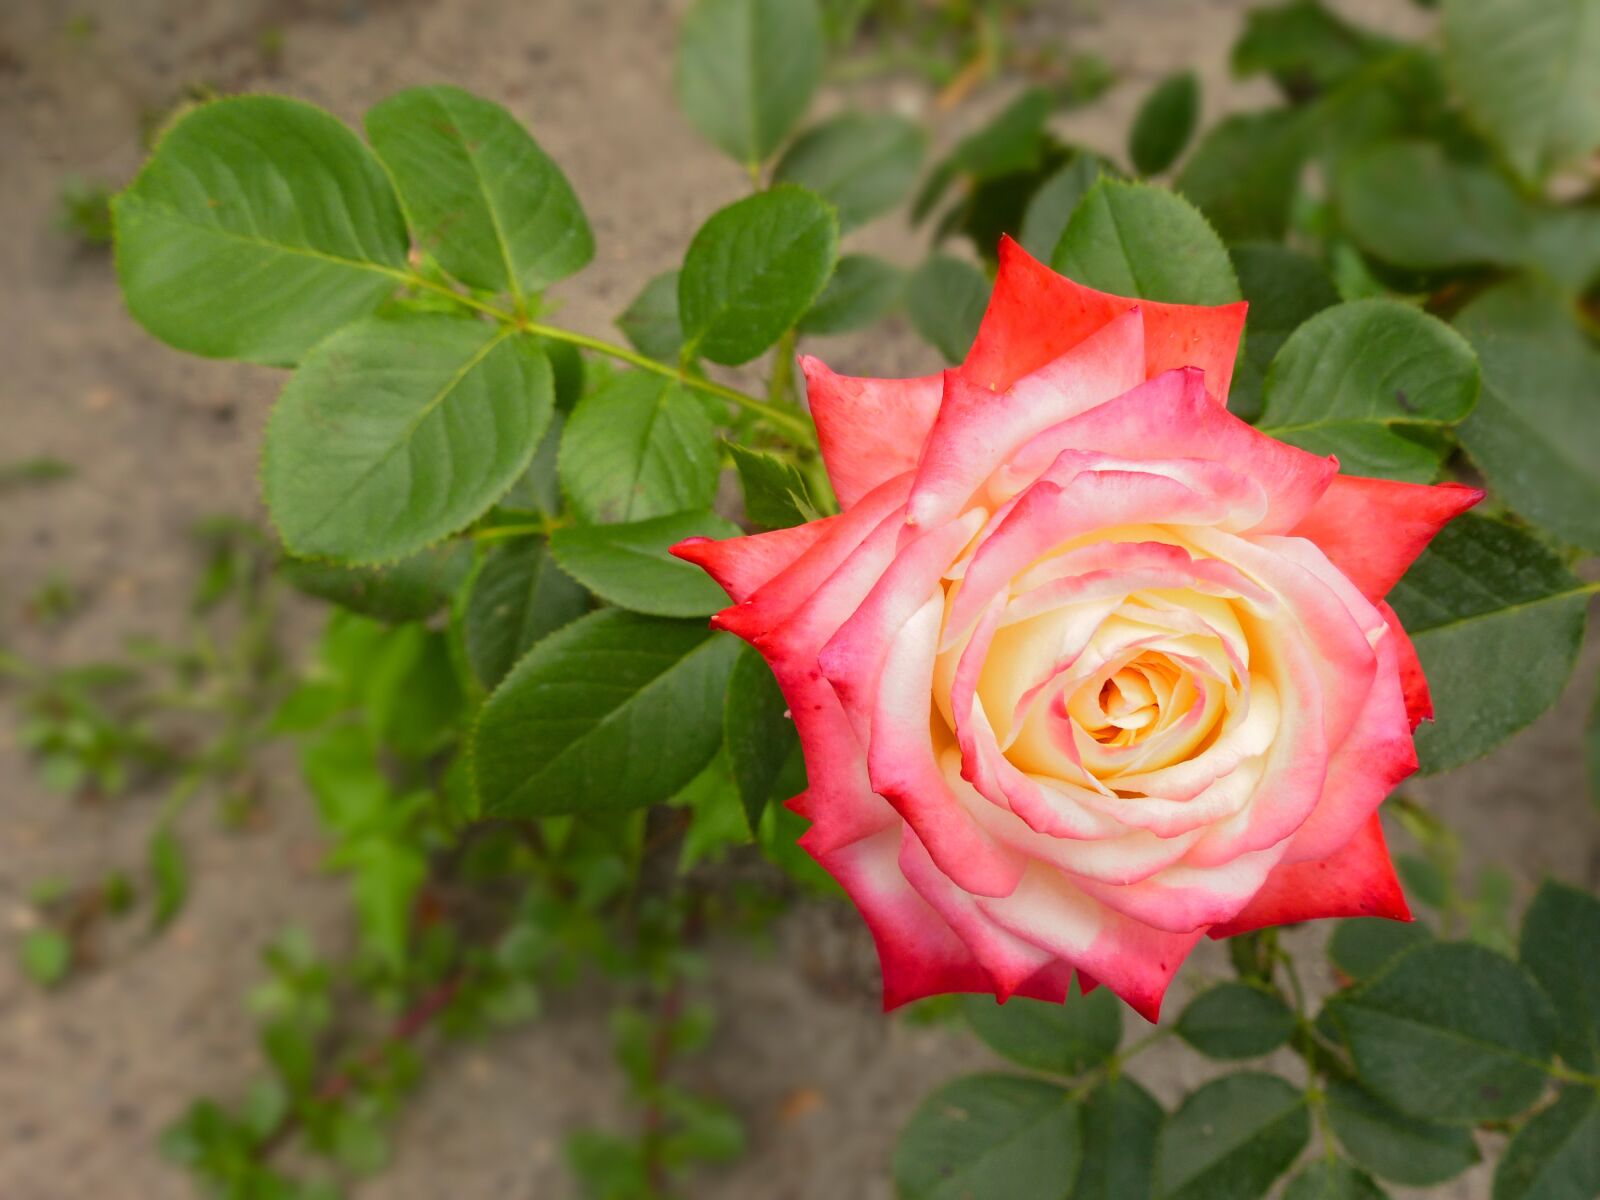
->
[[471, 516, 567, 542], [1546, 1061, 1600, 1089], [768, 328, 799, 408]]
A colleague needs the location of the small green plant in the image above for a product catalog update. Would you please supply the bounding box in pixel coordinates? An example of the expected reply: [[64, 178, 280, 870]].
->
[[55, 178, 114, 248]]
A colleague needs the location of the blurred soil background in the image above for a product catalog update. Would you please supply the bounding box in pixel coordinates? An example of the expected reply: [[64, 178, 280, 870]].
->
[[1, 1, 1594, 1197]]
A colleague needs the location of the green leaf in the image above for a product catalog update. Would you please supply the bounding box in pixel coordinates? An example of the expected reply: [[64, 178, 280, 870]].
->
[[1071, 1075, 1162, 1200], [149, 825, 188, 932], [951, 87, 1056, 179], [674, 0, 824, 169], [906, 254, 989, 364], [1519, 879, 1600, 1072], [962, 977, 1121, 1076], [1493, 1085, 1600, 1200], [473, 609, 738, 817], [558, 370, 721, 524], [616, 270, 685, 363], [1052, 179, 1241, 305], [549, 511, 740, 618], [798, 253, 903, 336], [1232, 0, 1398, 95], [679, 186, 839, 366], [1325, 941, 1556, 1122], [1327, 918, 1433, 984], [1388, 515, 1591, 772], [1283, 1160, 1389, 1200], [1442, 0, 1600, 186], [1227, 243, 1339, 423], [1017, 156, 1107, 262], [725, 645, 797, 833], [893, 1073, 1081, 1200], [263, 313, 553, 563], [338, 838, 427, 973], [1176, 109, 1309, 242], [1176, 982, 1296, 1059], [727, 443, 814, 528], [1325, 1077, 1481, 1186], [113, 96, 409, 365], [462, 539, 589, 691], [1590, 679, 1600, 812], [280, 542, 471, 623], [1157, 1072, 1309, 1200], [365, 85, 593, 299], [1129, 71, 1199, 176], [19, 928, 72, 988], [1258, 298, 1479, 482], [773, 111, 925, 232], [1455, 278, 1600, 550]]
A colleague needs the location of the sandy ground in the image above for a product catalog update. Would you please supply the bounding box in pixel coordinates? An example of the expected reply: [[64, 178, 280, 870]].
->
[[0, 0, 1593, 1197]]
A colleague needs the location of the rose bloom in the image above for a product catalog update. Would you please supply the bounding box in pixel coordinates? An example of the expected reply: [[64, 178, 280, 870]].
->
[[674, 238, 1479, 1020]]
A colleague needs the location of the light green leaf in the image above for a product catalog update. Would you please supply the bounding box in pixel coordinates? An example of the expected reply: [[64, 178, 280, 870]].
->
[[280, 542, 472, 623], [773, 111, 925, 231], [893, 1073, 1080, 1200], [19, 928, 72, 988], [339, 837, 427, 974], [1176, 982, 1296, 1059], [1258, 298, 1479, 482], [798, 253, 903, 336], [674, 0, 823, 168], [725, 645, 797, 833], [1129, 71, 1199, 176], [365, 84, 592, 299], [113, 96, 409, 365], [906, 254, 989, 364], [1283, 1160, 1389, 1200], [1072, 1075, 1162, 1200], [1388, 514, 1591, 772], [263, 313, 552, 563], [473, 609, 738, 817], [616, 270, 685, 363], [149, 825, 188, 932], [962, 976, 1121, 1076], [1455, 278, 1600, 550], [1227, 243, 1339, 423], [679, 186, 839, 366], [461, 539, 589, 690], [1158, 1072, 1309, 1200], [1325, 941, 1556, 1122], [1325, 1077, 1480, 1186], [1519, 879, 1600, 1072], [727, 443, 814, 528], [1176, 109, 1309, 242], [1018, 155, 1107, 262], [549, 511, 740, 618], [1442, 0, 1600, 186], [558, 370, 721, 524], [1493, 1085, 1600, 1200], [1052, 179, 1241, 305]]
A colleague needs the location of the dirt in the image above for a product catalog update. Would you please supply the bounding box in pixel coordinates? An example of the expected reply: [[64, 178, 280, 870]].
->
[[0, 1, 1593, 1198]]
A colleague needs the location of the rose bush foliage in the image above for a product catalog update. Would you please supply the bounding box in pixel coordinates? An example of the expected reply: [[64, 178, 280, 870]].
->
[[677, 238, 1480, 1019]]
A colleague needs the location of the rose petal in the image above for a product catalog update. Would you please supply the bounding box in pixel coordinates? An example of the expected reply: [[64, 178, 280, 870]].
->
[[1380, 600, 1432, 729], [801, 360, 943, 511], [672, 518, 835, 604]]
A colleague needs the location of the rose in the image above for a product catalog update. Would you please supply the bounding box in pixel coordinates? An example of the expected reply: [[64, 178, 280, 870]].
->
[[674, 238, 1479, 1020]]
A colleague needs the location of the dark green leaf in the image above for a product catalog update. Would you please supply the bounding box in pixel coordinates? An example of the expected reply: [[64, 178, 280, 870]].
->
[[725, 645, 797, 833], [906, 254, 988, 364], [1397, 854, 1450, 911], [149, 825, 188, 932], [1493, 1085, 1600, 1200], [473, 610, 738, 816], [773, 112, 925, 231], [1176, 982, 1296, 1059], [1129, 71, 1199, 176], [113, 96, 408, 365], [1158, 1072, 1309, 1200], [1325, 1077, 1480, 1186], [1071, 1075, 1162, 1200], [501, 412, 565, 512], [549, 511, 740, 618], [893, 1073, 1080, 1200], [1327, 918, 1433, 985], [798, 253, 903, 336], [674, 0, 823, 168], [1455, 278, 1600, 550], [616, 270, 685, 363], [1052, 179, 1241, 305], [951, 88, 1055, 179], [1325, 941, 1556, 1121], [962, 977, 1120, 1076], [1232, 0, 1397, 95], [1227, 243, 1339, 423], [1176, 110, 1308, 242], [365, 85, 592, 298], [279, 542, 471, 623], [263, 314, 553, 563], [1442, 0, 1600, 186], [1388, 515, 1591, 772], [1283, 1160, 1388, 1200], [1519, 879, 1600, 1072], [679, 187, 839, 366], [1018, 156, 1107, 262], [462, 539, 589, 690], [1258, 298, 1479, 482], [558, 370, 721, 523], [727, 444, 814, 528], [19, 928, 71, 988]]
